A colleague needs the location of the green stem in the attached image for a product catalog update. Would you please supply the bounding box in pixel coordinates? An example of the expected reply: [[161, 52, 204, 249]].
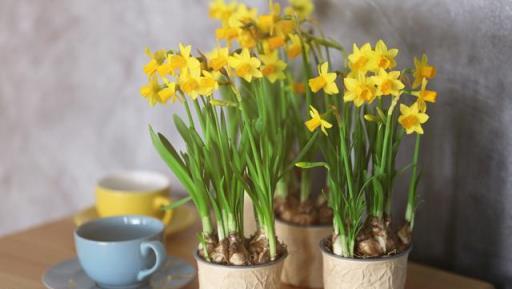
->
[[299, 171, 311, 203], [264, 221, 277, 261], [183, 100, 195, 130], [201, 215, 213, 236], [405, 134, 421, 229], [339, 115, 354, 200], [276, 178, 288, 199], [375, 96, 399, 217]]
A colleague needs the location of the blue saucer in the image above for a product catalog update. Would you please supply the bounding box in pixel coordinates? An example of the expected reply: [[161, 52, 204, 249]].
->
[[42, 256, 195, 289]]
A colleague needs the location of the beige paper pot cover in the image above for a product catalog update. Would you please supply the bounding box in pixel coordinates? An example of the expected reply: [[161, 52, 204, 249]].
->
[[320, 239, 410, 289], [194, 251, 286, 289], [275, 219, 331, 288]]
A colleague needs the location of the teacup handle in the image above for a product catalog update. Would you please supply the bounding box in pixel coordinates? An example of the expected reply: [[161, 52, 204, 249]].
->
[[153, 196, 173, 225], [137, 241, 167, 281]]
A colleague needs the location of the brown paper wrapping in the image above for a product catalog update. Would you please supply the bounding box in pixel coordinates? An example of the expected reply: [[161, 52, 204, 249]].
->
[[194, 251, 286, 289], [275, 219, 331, 288], [321, 240, 409, 289]]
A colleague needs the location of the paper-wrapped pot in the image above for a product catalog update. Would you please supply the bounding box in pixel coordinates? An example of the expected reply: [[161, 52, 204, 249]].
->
[[320, 238, 410, 289], [275, 219, 331, 288], [194, 251, 286, 289]]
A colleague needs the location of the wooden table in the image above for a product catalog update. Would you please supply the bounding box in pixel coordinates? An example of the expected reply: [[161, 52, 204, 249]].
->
[[0, 215, 494, 289]]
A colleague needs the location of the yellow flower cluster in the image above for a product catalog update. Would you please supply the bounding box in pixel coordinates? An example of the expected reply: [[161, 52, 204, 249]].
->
[[140, 44, 216, 106], [140, 0, 315, 106], [209, 0, 310, 57], [343, 40, 403, 106], [399, 54, 437, 134], [305, 40, 438, 135]]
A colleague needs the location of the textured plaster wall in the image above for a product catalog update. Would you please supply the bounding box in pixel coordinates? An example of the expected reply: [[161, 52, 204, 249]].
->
[[0, 0, 511, 287]]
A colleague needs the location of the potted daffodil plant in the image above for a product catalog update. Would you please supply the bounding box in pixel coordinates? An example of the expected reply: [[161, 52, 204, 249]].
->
[[139, 0, 319, 288], [209, 0, 339, 288], [297, 39, 437, 289]]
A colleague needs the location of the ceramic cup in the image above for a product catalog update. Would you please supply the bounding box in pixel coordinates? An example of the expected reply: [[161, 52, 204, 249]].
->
[[96, 171, 173, 225], [74, 215, 167, 289]]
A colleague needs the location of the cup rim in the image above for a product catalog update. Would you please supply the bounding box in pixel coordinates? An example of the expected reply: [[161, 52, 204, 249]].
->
[[75, 215, 164, 245], [97, 170, 170, 194]]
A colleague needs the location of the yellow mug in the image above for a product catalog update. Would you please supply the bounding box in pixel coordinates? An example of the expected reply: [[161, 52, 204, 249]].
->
[[95, 171, 173, 225]]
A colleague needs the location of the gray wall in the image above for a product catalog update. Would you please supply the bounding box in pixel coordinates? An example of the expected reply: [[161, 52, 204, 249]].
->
[[1, 0, 510, 287]]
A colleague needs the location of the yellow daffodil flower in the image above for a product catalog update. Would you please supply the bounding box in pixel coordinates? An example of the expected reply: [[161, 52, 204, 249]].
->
[[258, 14, 275, 34], [265, 35, 286, 51], [198, 71, 219, 97], [286, 34, 303, 59], [209, 0, 237, 23], [275, 19, 296, 38], [159, 80, 178, 104], [178, 66, 202, 100], [207, 47, 230, 71], [308, 62, 339, 95], [374, 40, 398, 71], [140, 76, 163, 106], [228, 48, 262, 82], [215, 27, 239, 44], [343, 74, 377, 107], [167, 43, 200, 74], [412, 78, 437, 112], [398, 103, 429, 134], [238, 30, 257, 49], [285, 0, 314, 20], [258, 3, 280, 34], [413, 54, 436, 88], [373, 69, 404, 97], [260, 51, 287, 83], [348, 43, 376, 74], [229, 3, 257, 29], [143, 48, 168, 76], [305, 106, 332, 135]]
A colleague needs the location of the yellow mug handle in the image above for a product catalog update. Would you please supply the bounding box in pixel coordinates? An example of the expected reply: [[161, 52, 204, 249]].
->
[[153, 196, 173, 225]]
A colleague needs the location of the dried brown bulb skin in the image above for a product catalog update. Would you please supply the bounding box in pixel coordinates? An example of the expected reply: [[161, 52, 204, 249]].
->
[[275, 194, 333, 225], [196, 231, 286, 265], [398, 223, 412, 247], [211, 238, 229, 264], [279, 209, 295, 223], [317, 205, 333, 224], [357, 238, 384, 257], [227, 234, 249, 265], [385, 235, 399, 255], [248, 230, 271, 264], [291, 212, 316, 225], [198, 235, 218, 260], [369, 216, 388, 253]]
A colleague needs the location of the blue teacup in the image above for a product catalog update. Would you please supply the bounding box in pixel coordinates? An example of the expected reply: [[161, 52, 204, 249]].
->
[[74, 215, 167, 289]]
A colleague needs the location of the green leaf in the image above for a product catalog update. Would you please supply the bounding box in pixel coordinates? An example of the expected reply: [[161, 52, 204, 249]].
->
[[149, 126, 195, 195], [173, 114, 192, 143], [295, 161, 330, 170], [162, 196, 192, 210]]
